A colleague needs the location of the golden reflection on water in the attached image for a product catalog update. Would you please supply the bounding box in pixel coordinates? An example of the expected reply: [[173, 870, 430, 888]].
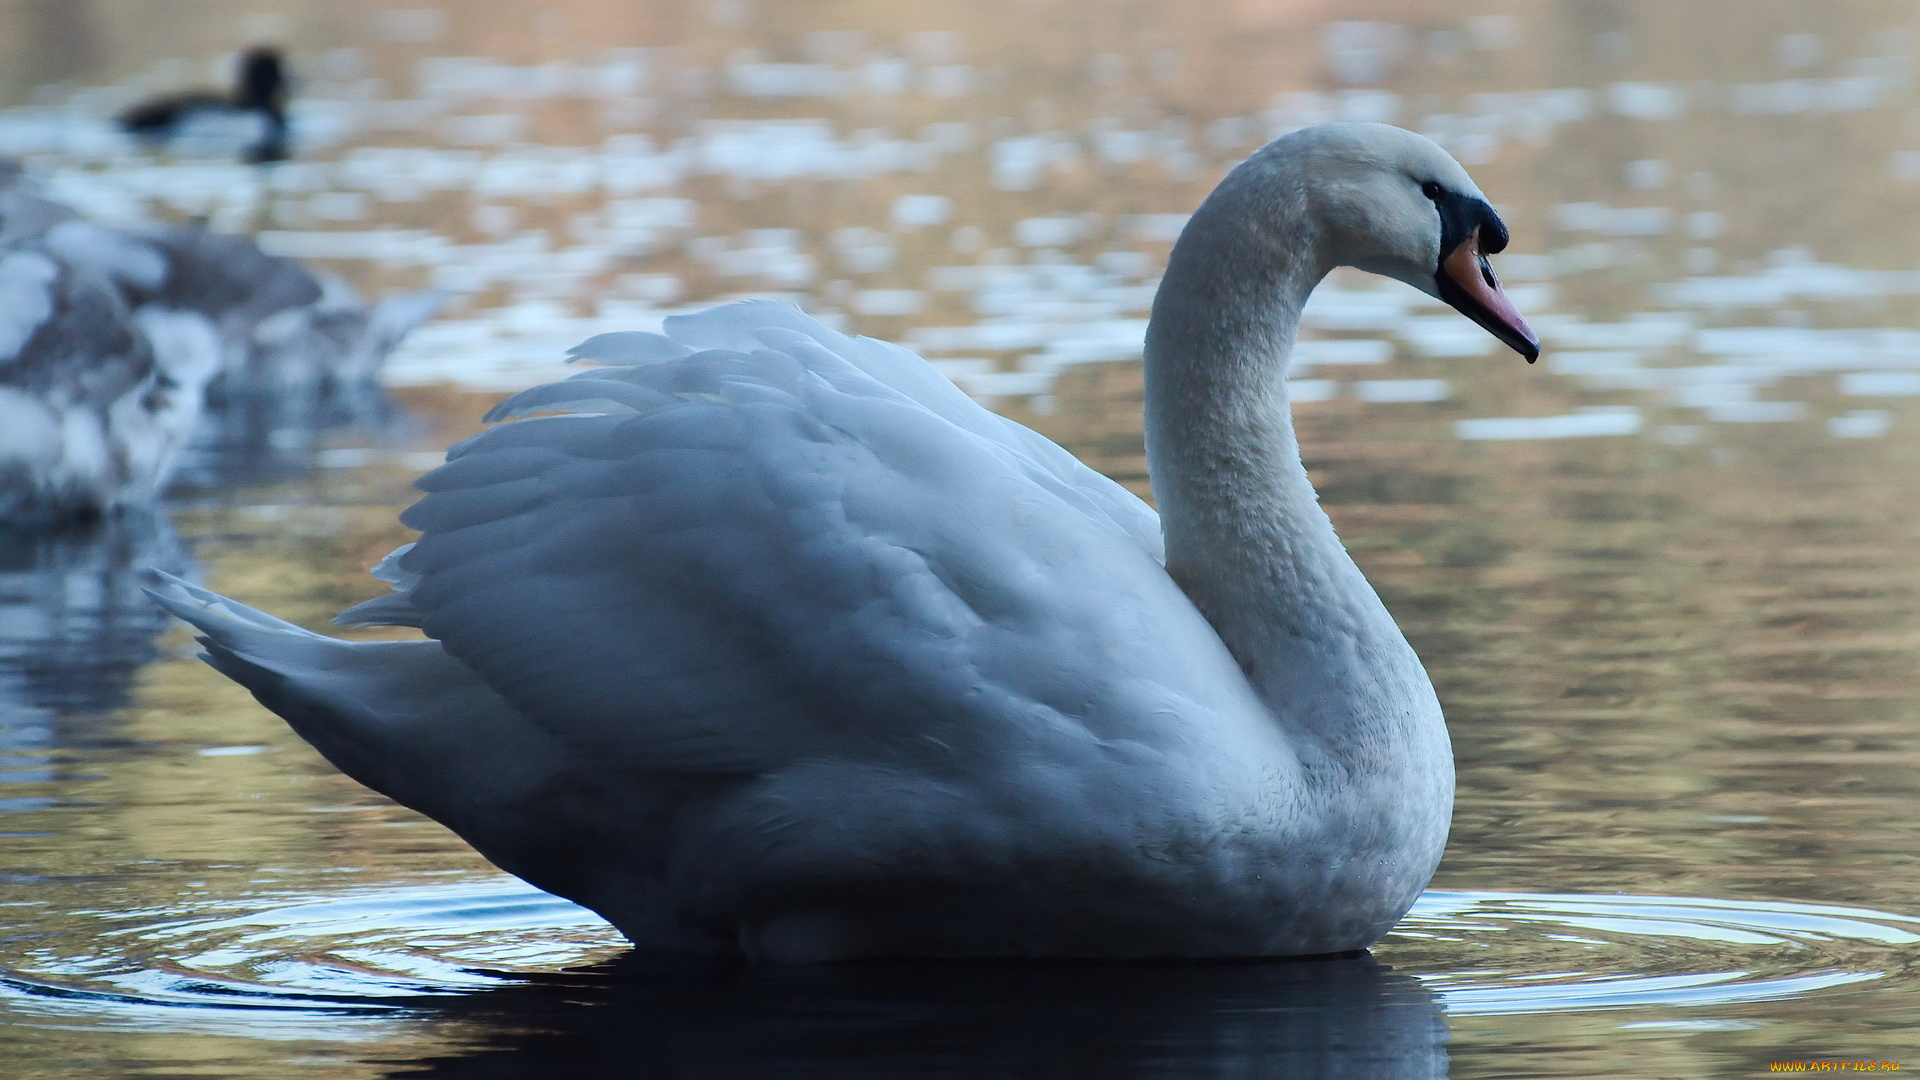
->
[[5, 0, 1920, 1076]]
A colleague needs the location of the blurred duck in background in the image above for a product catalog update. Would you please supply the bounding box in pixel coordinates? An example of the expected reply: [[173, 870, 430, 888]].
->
[[0, 165, 439, 521], [118, 46, 289, 164]]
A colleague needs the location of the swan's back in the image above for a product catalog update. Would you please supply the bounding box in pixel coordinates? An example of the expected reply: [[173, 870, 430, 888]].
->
[[559, 301, 1164, 560], [370, 302, 1269, 765]]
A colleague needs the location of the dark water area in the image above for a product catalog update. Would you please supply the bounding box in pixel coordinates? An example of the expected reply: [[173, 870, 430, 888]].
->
[[4, 0, 1920, 1076], [170, 385, 418, 492], [367, 953, 1453, 1079], [0, 514, 189, 719]]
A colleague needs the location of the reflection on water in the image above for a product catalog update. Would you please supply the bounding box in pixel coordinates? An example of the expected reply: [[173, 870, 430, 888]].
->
[[7, 0, 1920, 460], [0, 878, 1449, 1079], [1401, 892, 1918, 1015], [5, 1, 1920, 1077], [9, 874, 1920, 1076], [173, 380, 417, 491], [391, 956, 1444, 1080], [0, 513, 191, 720]]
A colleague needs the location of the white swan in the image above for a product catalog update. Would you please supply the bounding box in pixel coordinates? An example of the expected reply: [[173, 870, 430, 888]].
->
[[0, 165, 438, 519], [152, 123, 1538, 961], [0, 170, 223, 520]]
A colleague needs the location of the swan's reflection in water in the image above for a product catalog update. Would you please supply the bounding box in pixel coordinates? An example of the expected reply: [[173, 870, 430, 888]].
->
[[0, 511, 191, 725], [394, 954, 1445, 1080], [0, 382, 404, 733], [173, 381, 412, 491]]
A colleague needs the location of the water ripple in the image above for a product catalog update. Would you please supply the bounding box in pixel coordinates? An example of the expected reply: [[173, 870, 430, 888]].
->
[[2, 879, 1913, 1041], [1395, 890, 1918, 1016]]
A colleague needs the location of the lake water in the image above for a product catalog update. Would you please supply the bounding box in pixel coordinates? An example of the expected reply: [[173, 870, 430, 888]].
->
[[4, 1, 1920, 1076]]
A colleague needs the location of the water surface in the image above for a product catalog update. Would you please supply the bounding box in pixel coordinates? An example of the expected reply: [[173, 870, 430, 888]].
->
[[4, 1, 1920, 1076]]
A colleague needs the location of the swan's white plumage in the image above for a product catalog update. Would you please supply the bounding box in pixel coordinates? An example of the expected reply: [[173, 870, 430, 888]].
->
[[157, 124, 1527, 961], [159, 300, 1372, 960], [545, 304, 1164, 563], [398, 302, 1254, 776]]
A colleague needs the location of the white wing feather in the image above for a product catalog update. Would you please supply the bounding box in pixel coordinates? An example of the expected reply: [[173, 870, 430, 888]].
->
[[387, 301, 1265, 781]]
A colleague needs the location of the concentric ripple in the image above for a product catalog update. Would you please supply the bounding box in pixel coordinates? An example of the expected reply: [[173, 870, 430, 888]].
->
[[0, 880, 626, 1039], [1391, 890, 1920, 1015], [2, 879, 1915, 1039]]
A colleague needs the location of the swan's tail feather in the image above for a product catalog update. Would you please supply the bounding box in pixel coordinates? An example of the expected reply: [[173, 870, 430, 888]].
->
[[147, 570, 414, 800], [148, 571, 335, 660], [145, 571, 565, 829]]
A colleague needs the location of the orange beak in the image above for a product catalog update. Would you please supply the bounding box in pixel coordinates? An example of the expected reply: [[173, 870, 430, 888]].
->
[[1437, 238, 1539, 363]]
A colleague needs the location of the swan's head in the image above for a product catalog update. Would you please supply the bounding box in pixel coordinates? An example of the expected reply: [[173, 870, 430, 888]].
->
[[1260, 123, 1539, 362]]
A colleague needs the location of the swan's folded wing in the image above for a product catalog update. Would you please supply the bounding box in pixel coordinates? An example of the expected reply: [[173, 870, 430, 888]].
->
[[391, 306, 1273, 777], [659, 301, 1163, 563]]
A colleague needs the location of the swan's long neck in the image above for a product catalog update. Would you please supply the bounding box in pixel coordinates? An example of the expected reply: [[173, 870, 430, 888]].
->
[[1142, 178, 1447, 780]]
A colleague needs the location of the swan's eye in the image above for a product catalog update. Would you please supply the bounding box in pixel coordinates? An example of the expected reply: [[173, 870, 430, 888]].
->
[[1420, 180, 1444, 200]]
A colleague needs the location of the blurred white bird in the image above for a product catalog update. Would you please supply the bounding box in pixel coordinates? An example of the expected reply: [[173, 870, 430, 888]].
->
[[0, 166, 438, 520]]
